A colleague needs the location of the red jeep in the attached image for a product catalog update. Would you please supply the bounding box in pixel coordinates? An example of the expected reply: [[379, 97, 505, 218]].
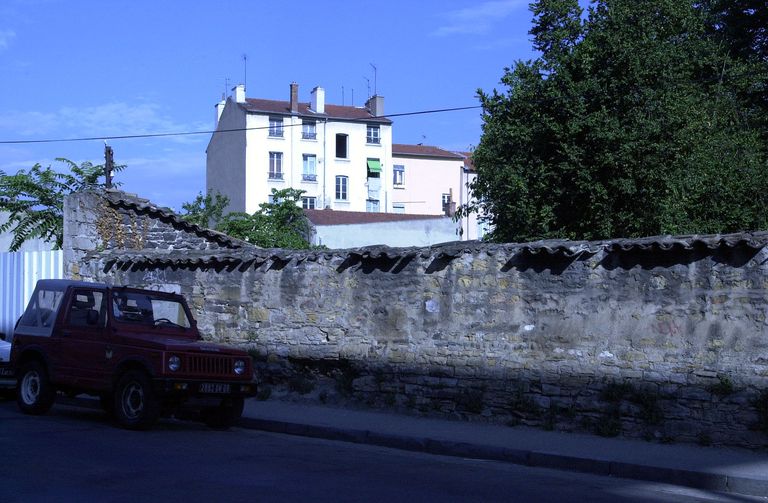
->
[[11, 280, 256, 430]]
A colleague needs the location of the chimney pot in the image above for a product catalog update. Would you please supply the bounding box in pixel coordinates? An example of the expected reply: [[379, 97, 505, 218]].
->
[[290, 82, 299, 113], [311, 86, 325, 114], [215, 99, 226, 125], [366, 95, 384, 117], [233, 84, 246, 104]]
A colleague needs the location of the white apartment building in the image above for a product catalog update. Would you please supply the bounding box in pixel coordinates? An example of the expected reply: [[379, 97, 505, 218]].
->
[[207, 83, 393, 214]]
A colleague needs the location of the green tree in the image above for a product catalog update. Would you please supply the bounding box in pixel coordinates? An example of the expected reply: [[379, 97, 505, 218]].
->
[[461, 0, 768, 243], [0, 158, 121, 251], [179, 191, 230, 228], [216, 188, 312, 249]]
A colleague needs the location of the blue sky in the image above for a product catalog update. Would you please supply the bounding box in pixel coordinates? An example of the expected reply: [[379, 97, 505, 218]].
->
[[0, 0, 539, 211]]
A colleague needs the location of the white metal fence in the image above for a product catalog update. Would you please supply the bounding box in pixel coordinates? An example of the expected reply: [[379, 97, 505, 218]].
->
[[0, 250, 63, 338]]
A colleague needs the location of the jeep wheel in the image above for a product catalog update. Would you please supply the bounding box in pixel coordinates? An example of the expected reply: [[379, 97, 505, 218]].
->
[[202, 398, 244, 430], [114, 371, 159, 430], [17, 361, 55, 415]]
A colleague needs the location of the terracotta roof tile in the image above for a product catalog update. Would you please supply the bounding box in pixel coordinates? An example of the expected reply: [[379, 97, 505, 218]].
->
[[304, 209, 445, 226], [97, 230, 768, 272], [392, 144, 465, 159], [458, 151, 476, 172], [102, 190, 247, 249], [241, 98, 391, 124]]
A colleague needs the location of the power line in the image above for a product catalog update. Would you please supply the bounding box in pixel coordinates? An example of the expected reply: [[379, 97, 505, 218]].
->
[[0, 105, 482, 145]]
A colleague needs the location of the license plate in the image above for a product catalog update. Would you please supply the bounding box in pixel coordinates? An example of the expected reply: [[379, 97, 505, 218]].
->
[[200, 383, 230, 394], [0, 366, 12, 378]]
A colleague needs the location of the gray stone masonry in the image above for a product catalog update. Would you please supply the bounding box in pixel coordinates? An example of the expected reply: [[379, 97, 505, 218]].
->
[[64, 190, 768, 449]]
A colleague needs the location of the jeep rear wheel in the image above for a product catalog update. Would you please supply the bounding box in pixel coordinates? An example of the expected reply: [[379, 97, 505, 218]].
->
[[202, 397, 244, 430], [114, 370, 159, 430], [17, 361, 55, 415]]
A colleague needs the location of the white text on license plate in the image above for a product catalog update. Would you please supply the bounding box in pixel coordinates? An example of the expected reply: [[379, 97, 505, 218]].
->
[[201, 383, 229, 393]]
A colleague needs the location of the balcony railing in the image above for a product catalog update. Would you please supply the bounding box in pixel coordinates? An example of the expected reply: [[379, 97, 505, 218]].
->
[[302, 132, 317, 140], [302, 174, 317, 182], [268, 172, 284, 180]]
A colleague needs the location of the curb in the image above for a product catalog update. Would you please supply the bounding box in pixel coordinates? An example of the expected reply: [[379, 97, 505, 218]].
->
[[239, 417, 768, 498]]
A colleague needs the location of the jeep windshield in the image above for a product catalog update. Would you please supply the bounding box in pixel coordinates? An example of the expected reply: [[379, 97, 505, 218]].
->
[[111, 290, 192, 329]]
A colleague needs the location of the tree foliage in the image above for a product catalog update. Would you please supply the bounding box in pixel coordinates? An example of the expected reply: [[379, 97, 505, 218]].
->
[[215, 188, 312, 249], [0, 158, 122, 251], [179, 191, 230, 228], [461, 0, 768, 243]]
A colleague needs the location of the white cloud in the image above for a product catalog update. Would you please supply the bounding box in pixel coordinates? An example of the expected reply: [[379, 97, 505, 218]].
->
[[0, 29, 16, 50], [432, 0, 527, 37], [0, 102, 207, 144], [473, 36, 528, 51]]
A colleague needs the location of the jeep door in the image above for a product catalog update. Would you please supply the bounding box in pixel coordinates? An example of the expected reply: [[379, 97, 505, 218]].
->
[[57, 288, 111, 391]]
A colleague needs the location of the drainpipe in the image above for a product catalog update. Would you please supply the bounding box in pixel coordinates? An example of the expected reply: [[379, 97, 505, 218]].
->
[[322, 118, 327, 208]]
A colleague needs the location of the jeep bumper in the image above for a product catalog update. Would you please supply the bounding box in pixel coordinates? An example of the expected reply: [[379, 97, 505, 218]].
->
[[153, 378, 257, 400]]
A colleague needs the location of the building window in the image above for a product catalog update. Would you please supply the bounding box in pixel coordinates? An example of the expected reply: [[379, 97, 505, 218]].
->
[[393, 164, 405, 186], [302, 120, 317, 140], [335, 175, 348, 200], [336, 134, 348, 158], [269, 116, 284, 137], [366, 125, 380, 144], [392, 204, 405, 214], [302, 196, 316, 209], [442, 193, 452, 213], [269, 152, 283, 179], [366, 199, 380, 212], [367, 158, 381, 178], [302, 154, 317, 181]]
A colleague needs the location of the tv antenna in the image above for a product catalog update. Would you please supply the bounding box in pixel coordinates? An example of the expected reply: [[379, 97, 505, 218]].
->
[[370, 63, 377, 95], [224, 77, 231, 98], [242, 54, 248, 92], [363, 76, 371, 99]]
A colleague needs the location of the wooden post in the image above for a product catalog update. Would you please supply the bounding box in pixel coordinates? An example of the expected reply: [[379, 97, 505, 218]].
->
[[104, 144, 114, 188]]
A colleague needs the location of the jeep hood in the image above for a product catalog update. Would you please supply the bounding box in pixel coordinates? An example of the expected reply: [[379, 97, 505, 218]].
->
[[115, 333, 246, 355]]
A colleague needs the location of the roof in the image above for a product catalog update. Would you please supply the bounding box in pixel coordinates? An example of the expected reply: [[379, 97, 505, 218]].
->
[[94, 231, 768, 272], [392, 144, 465, 160], [241, 98, 392, 124], [458, 151, 476, 172], [305, 209, 445, 226], [101, 190, 246, 249]]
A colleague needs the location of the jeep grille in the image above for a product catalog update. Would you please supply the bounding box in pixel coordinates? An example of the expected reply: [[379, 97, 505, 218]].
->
[[187, 355, 232, 376]]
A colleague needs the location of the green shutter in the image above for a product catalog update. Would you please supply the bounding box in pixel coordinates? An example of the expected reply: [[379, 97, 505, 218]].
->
[[367, 159, 382, 173]]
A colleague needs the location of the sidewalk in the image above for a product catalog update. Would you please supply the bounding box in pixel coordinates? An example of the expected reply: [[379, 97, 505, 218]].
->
[[241, 399, 768, 498]]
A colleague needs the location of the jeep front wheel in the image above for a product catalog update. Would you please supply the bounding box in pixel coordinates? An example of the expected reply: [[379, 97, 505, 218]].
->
[[114, 370, 160, 430], [17, 361, 55, 415]]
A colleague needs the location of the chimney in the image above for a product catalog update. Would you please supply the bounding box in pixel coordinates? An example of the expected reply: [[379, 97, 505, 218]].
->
[[290, 82, 299, 113], [366, 95, 384, 117], [310, 86, 325, 114], [233, 84, 246, 104], [215, 98, 226, 125]]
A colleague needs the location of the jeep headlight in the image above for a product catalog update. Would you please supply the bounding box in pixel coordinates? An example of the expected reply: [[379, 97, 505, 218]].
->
[[234, 359, 246, 375], [168, 355, 181, 372]]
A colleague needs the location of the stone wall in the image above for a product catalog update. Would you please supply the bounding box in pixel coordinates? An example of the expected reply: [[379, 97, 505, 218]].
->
[[64, 190, 768, 448]]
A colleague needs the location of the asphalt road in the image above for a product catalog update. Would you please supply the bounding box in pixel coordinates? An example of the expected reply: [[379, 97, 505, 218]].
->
[[0, 398, 761, 503]]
